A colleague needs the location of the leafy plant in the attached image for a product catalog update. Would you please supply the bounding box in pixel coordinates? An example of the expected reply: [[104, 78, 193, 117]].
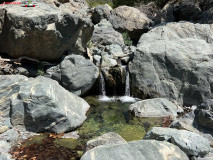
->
[[36, 62, 45, 76], [122, 32, 133, 46]]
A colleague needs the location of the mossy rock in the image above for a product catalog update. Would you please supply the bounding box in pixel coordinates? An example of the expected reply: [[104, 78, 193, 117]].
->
[[25, 135, 46, 146], [54, 138, 78, 150]]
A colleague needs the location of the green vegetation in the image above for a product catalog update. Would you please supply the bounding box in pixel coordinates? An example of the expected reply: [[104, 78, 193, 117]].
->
[[86, 0, 113, 8], [122, 32, 133, 46], [113, 0, 169, 8], [86, 0, 170, 8], [54, 138, 78, 150], [36, 62, 45, 76]]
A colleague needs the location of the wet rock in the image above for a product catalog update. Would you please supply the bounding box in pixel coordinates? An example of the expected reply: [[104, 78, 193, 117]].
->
[[92, 4, 112, 24], [129, 98, 183, 119], [129, 22, 213, 106], [81, 140, 189, 160], [92, 19, 124, 47], [0, 75, 90, 133], [144, 127, 211, 157], [0, 1, 93, 61], [109, 6, 152, 42], [101, 67, 126, 96], [46, 55, 99, 96], [85, 132, 126, 151]]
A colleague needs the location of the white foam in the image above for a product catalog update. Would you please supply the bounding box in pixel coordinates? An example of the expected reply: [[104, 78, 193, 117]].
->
[[98, 96, 139, 103], [119, 96, 137, 103]]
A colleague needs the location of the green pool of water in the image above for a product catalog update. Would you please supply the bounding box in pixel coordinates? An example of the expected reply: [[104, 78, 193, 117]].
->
[[78, 96, 162, 142], [11, 96, 164, 159]]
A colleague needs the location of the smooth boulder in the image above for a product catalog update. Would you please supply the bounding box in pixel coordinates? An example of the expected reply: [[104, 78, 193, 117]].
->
[[129, 98, 182, 119], [109, 6, 152, 42], [0, 1, 93, 60], [0, 75, 90, 133], [81, 140, 189, 160], [129, 22, 213, 105], [46, 55, 99, 96], [144, 127, 211, 157]]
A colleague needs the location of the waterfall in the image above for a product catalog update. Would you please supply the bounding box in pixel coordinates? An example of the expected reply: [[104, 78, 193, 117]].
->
[[99, 72, 106, 96], [125, 68, 130, 96]]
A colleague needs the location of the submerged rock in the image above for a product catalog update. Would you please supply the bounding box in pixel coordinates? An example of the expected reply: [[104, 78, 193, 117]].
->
[[85, 132, 126, 151], [129, 22, 213, 105], [0, 75, 90, 133], [129, 98, 183, 119], [46, 55, 99, 96], [81, 140, 189, 160], [144, 127, 211, 157], [0, 1, 93, 60]]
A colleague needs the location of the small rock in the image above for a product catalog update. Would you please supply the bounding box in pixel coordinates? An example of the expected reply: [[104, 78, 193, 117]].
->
[[101, 56, 117, 68], [106, 44, 125, 58], [0, 126, 9, 134], [85, 132, 126, 151]]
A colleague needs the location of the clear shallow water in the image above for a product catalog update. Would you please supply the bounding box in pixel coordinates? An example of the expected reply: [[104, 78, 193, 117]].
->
[[78, 96, 162, 141], [11, 96, 164, 159]]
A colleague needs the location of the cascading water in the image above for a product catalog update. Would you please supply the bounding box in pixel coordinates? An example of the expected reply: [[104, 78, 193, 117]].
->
[[99, 72, 106, 96], [99, 67, 137, 102], [125, 69, 130, 96]]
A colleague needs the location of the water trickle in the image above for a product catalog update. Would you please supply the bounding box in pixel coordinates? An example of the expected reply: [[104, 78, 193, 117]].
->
[[125, 67, 130, 96], [99, 72, 106, 96]]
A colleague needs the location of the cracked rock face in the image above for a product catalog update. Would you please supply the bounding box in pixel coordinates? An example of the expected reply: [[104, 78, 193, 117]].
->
[[129, 22, 213, 106], [0, 1, 94, 61], [0, 75, 90, 133]]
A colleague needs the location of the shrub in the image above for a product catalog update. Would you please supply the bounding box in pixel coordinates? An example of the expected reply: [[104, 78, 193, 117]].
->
[[36, 62, 45, 76], [112, 0, 170, 8], [122, 32, 132, 46], [86, 0, 113, 8]]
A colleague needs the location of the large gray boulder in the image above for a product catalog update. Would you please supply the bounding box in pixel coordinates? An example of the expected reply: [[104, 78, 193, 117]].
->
[[0, 1, 93, 61], [0, 75, 90, 133], [195, 99, 213, 130], [144, 127, 211, 157], [129, 98, 183, 119], [109, 6, 152, 42], [81, 140, 189, 160], [92, 19, 124, 47], [85, 132, 126, 151], [129, 22, 213, 106], [46, 55, 99, 96]]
